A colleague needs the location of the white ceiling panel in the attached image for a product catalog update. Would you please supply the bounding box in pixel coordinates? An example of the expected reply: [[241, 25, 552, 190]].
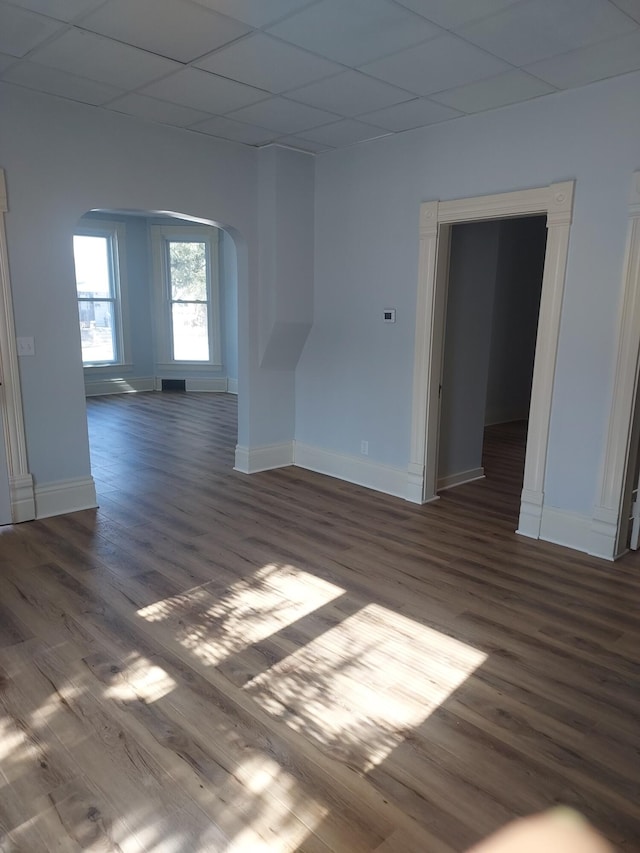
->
[[525, 29, 640, 88], [190, 115, 277, 144], [611, 0, 640, 23], [195, 33, 341, 93], [227, 96, 337, 133], [457, 0, 638, 66], [189, 0, 315, 28], [298, 118, 390, 146], [361, 34, 510, 96], [107, 93, 212, 126], [2, 60, 123, 104], [28, 28, 181, 89], [393, 0, 521, 29], [0, 4, 65, 57], [79, 0, 250, 64], [5, 0, 105, 22], [140, 67, 268, 113], [276, 135, 334, 152], [287, 70, 413, 116], [432, 69, 555, 113], [358, 97, 461, 131], [268, 0, 443, 66]]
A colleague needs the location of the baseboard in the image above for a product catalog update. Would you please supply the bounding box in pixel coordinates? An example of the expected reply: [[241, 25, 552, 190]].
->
[[34, 476, 97, 519], [185, 377, 228, 392], [234, 442, 294, 474], [85, 376, 155, 396], [293, 442, 407, 499], [227, 377, 238, 395], [538, 505, 592, 554], [10, 473, 35, 522], [437, 467, 484, 491], [587, 506, 621, 560]]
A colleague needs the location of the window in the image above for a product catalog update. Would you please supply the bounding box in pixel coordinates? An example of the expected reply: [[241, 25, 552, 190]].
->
[[73, 221, 127, 366], [151, 225, 221, 367]]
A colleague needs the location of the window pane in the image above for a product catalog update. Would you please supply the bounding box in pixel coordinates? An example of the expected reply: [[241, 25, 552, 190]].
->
[[169, 241, 207, 301], [78, 300, 116, 363], [73, 235, 112, 297], [172, 302, 209, 361]]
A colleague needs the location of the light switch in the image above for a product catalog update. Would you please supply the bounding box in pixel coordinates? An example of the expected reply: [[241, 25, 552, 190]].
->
[[17, 337, 35, 356]]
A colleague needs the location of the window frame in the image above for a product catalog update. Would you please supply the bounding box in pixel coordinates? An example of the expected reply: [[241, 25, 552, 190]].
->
[[74, 220, 130, 369], [151, 224, 221, 369]]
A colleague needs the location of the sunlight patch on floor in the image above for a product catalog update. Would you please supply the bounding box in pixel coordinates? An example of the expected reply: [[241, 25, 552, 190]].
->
[[136, 564, 344, 668], [244, 602, 487, 772]]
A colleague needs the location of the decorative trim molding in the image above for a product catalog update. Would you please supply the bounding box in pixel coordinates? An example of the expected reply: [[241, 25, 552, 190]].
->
[[410, 181, 575, 544], [437, 467, 484, 491], [85, 376, 156, 396], [589, 171, 640, 559], [34, 476, 97, 520], [185, 377, 228, 392], [10, 473, 35, 522], [227, 377, 238, 395], [234, 442, 293, 474], [0, 168, 35, 522], [294, 442, 407, 499], [539, 505, 593, 556]]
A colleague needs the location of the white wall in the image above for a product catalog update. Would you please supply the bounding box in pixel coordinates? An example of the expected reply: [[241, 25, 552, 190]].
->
[[297, 70, 640, 519], [0, 84, 310, 496]]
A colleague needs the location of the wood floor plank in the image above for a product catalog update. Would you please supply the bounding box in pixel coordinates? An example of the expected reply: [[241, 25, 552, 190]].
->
[[1, 395, 639, 851]]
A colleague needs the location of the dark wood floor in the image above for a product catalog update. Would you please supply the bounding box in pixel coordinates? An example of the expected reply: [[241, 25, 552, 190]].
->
[[0, 393, 639, 852]]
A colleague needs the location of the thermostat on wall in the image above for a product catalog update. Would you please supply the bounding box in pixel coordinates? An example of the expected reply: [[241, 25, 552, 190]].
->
[[383, 308, 396, 323]]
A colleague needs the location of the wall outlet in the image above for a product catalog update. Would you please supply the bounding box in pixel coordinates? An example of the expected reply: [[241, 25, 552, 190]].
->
[[17, 337, 35, 356], [360, 440, 369, 456]]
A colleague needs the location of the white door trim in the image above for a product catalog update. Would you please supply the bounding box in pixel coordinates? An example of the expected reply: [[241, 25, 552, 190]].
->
[[0, 169, 35, 522], [589, 172, 640, 559], [408, 182, 575, 542]]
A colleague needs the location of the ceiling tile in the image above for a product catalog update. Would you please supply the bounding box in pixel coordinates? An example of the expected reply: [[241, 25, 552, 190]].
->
[[0, 4, 65, 57], [361, 34, 510, 96], [267, 0, 442, 66], [28, 28, 181, 89], [287, 70, 413, 117], [140, 67, 268, 113], [297, 118, 391, 146], [456, 0, 638, 66], [5, 0, 105, 22], [226, 96, 337, 133], [2, 59, 123, 104], [107, 93, 212, 126], [190, 115, 276, 144], [189, 0, 315, 28], [276, 135, 334, 152], [432, 69, 555, 113], [393, 0, 521, 29], [0, 51, 16, 71], [195, 33, 341, 93], [525, 29, 640, 89], [357, 97, 461, 130], [79, 0, 250, 63], [610, 0, 640, 23]]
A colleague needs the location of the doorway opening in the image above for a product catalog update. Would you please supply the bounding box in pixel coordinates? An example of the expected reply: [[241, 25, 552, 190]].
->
[[436, 217, 547, 521], [71, 207, 239, 501], [408, 182, 575, 540]]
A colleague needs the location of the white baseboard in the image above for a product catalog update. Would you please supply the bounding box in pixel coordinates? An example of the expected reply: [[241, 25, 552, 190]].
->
[[538, 505, 592, 554], [35, 476, 97, 519], [185, 377, 228, 392], [10, 473, 35, 522], [587, 506, 620, 560], [227, 377, 238, 395], [293, 442, 406, 499], [85, 376, 155, 396], [234, 442, 294, 474], [437, 467, 484, 491]]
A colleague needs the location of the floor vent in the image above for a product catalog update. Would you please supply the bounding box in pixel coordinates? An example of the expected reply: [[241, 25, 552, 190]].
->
[[161, 379, 186, 392]]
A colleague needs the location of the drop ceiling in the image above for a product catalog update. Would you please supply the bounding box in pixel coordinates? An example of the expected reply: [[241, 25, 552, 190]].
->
[[1, 0, 639, 153]]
